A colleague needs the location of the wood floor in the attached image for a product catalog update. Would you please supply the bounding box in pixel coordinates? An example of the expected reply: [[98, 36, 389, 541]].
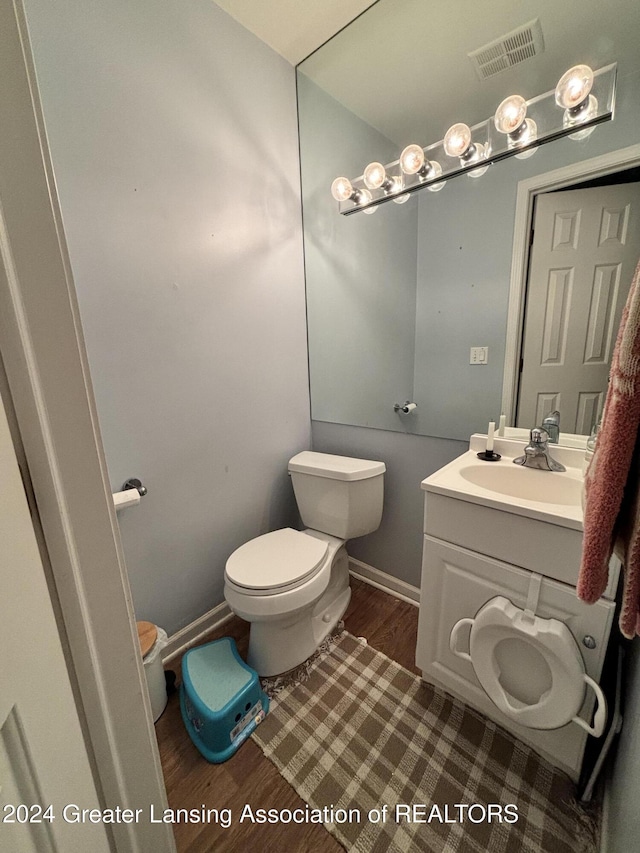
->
[[155, 577, 419, 852]]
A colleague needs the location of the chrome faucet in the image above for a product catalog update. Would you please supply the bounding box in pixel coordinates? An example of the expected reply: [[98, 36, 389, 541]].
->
[[541, 410, 561, 443], [513, 427, 566, 472]]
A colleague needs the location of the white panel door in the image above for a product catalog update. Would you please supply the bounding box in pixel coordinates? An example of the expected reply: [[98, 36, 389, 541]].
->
[[517, 183, 640, 434], [0, 391, 110, 853]]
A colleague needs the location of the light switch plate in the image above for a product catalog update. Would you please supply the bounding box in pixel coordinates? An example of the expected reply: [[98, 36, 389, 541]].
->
[[470, 346, 488, 364]]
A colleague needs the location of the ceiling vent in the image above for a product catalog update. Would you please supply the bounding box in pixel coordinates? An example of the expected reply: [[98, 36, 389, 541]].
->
[[468, 19, 545, 80]]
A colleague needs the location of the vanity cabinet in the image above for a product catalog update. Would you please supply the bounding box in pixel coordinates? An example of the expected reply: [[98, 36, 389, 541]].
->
[[423, 491, 619, 599], [416, 487, 618, 782]]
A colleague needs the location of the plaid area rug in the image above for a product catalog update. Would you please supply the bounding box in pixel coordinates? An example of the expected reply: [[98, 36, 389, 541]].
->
[[252, 632, 598, 853]]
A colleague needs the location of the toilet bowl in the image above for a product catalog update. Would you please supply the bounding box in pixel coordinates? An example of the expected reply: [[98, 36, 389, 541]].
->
[[450, 596, 606, 736], [225, 529, 349, 675], [224, 452, 385, 676]]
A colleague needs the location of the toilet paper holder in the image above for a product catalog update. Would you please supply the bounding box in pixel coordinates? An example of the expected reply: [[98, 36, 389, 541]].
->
[[122, 477, 147, 496], [394, 401, 417, 414], [112, 478, 147, 513]]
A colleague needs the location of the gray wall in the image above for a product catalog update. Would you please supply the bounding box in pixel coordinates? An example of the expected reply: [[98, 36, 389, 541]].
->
[[300, 66, 640, 445], [413, 174, 508, 439], [607, 637, 640, 851], [24, 0, 311, 635], [298, 74, 419, 434], [312, 421, 465, 587], [309, 69, 640, 587], [413, 67, 640, 441]]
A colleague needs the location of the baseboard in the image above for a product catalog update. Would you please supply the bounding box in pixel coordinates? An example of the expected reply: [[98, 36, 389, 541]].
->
[[162, 600, 233, 664], [349, 558, 420, 606], [163, 562, 419, 664]]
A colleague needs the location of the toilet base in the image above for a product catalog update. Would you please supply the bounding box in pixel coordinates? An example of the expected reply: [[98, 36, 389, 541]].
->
[[247, 547, 350, 677]]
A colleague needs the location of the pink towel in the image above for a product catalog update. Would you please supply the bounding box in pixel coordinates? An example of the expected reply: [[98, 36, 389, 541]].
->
[[577, 258, 640, 639]]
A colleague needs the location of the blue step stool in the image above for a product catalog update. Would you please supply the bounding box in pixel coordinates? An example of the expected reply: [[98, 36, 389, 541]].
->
[[180, 637, 269, 763]]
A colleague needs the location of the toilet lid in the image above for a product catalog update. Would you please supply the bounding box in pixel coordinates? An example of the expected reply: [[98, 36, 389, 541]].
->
[[225, 528, 328, 592], [469, 597, 586, 730]]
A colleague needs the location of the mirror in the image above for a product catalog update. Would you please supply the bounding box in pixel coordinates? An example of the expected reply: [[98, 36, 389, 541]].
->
[[298, 0, 640, 442]]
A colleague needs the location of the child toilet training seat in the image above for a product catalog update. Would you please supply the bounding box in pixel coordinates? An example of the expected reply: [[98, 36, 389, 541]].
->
[[450, 596, 606, 737]]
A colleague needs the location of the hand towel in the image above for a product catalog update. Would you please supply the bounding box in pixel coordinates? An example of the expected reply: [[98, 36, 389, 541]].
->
[[577, 257, 640, 639]]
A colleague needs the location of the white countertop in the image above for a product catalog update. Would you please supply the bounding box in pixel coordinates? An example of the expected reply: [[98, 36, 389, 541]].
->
[[421, 435, 585, 531]]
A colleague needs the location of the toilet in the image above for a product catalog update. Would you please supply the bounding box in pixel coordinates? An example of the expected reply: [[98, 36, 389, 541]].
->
[[224, 451, 385, 676], [450, 596, 607, 736]]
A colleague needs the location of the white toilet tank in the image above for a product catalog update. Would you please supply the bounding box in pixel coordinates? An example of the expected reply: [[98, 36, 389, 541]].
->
[[288, 451, 385, 540]]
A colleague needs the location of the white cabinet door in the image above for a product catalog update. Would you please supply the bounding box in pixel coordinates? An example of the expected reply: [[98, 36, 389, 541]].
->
[[0, 392, 111, 853], [416, 535, 614, 781]]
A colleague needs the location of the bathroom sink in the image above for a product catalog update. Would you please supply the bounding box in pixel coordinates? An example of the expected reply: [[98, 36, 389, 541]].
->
[[422, 435, 585, 530], [459, 463, 582, 506], [419, 433, 621, 601]]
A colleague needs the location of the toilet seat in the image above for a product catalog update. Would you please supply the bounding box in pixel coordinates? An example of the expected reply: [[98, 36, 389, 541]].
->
[[225, 528, 329, 595], [450, 596, 606, 736]]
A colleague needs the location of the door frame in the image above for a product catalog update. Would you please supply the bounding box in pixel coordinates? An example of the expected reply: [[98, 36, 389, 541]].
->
[[501, 143, 640, 423], [0, 3, 175, 851]]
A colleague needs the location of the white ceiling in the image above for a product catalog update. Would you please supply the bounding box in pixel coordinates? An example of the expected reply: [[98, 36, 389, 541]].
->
[[216, 0, 640, 148], [214, 0, 378, 65], [298, 0, 640, 145]]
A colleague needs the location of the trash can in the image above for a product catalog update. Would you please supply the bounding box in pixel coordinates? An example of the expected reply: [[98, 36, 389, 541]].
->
[[137, 621, 168, 722]]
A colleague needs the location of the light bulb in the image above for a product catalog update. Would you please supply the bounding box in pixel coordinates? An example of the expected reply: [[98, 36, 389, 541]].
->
[[513, 119, 538, 158], [564, 94, 599, 134], [467, 143, 490, 178], [555, 65, 594, 110], [363, 162, 387, 190], [468, 166, 490, 178], [494, 95, 527, 135], [359, 188, 377, 214], [555, 64, 598, 140], [426, 161, 446, 192], [331, 177, 353, 202], [393, 193, 410, 204], [444, 123, 488, 176], [400, 144, 425, 175], [448, 140, 487, 177], [444, 123, 472, 158], [401, 145, 445, 189], [512, 117, 537, 145], [566, 96, 599, 139], [494, 96, 537, 158]]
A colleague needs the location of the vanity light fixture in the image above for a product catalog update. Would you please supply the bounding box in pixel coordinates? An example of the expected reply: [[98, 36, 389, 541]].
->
[[331, 62, 616, 215]]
